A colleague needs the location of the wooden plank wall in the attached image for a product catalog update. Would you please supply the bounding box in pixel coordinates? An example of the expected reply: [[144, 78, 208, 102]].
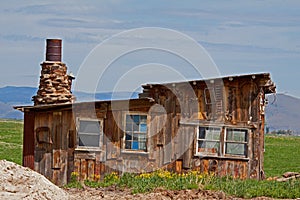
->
[[141, 77, 264, 179], [31, 76, 268, 184]]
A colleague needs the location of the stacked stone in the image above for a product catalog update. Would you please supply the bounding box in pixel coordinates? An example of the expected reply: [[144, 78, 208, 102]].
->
[[33, 61, 75, 105]]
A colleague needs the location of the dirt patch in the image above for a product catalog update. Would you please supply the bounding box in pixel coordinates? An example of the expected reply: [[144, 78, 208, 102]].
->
[[66, 186, 276, 200], [0, 160, 68, 200]]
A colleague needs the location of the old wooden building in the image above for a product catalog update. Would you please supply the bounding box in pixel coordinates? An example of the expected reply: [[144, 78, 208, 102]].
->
[[15, 39, 276, 186]]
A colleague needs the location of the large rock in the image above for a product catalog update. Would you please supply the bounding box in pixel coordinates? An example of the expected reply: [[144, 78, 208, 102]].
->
[[0, 160, 68, 200]]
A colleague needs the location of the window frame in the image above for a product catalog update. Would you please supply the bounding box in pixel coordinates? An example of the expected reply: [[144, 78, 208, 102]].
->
[[224, 128, 248, 157], [195, 126, 249, 158], [76, 118, 103, 151], [195, 126, 221, 156], [123, 112, 148, 152]]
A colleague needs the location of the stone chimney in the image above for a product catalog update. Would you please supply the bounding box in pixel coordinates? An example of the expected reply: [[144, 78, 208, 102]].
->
[[33, 39, 75, 105]]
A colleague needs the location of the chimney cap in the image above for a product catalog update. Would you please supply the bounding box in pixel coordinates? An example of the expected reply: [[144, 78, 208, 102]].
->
[[46, 39, 62, 62]]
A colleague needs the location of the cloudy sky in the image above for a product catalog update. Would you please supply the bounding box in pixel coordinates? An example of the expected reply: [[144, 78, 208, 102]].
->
[[1, 1, 300, 97]]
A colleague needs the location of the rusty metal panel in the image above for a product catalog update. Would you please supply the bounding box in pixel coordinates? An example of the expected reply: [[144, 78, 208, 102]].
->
[[23, 111, 35, 169]]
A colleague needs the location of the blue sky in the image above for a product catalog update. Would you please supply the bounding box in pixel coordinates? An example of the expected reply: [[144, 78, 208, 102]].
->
[[1, 1, 300, 97]]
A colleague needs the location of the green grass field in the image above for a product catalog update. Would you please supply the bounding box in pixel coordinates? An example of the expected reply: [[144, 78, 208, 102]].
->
[[264, 135, 300, 177], [0, 120, 23, 165]]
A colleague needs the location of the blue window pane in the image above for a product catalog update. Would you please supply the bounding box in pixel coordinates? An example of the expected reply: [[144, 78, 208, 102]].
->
[[133, 115, 139, 123], [132, 141, 139, 149], [140, 123, 147, 132]]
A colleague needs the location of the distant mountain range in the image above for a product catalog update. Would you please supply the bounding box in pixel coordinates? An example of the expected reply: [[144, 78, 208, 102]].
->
[[0, 86, 299, 134], [265, 93, 300, 134]]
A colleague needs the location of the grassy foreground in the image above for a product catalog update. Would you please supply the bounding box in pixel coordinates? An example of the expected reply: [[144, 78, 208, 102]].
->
[[0, 120, 299, 198], [66, 170, 300, 198]]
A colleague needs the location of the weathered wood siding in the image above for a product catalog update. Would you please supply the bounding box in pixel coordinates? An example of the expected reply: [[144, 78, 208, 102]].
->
[[26, 74, 274, 185]]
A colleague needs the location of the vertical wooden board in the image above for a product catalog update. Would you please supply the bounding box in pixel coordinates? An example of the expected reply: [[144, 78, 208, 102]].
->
[[53, 149, 61, 169], [67, 149, 74, 182], [183, 126, 194, 169], [175, 160, 182, 173], [94, 162, 101, 181], [52, 112, 62, 150], [106, 141, 116, 160], [100, 162, 106, 175], [236, 86, 241, 122], [158, 146, 164, 167], [62, 111, 72, 150], [74, 159, 81, 180], [80, 159, 87, 180], [34, 149, 44, 174], [171, 116, 176, 160], [201, 159, 209, 174], [104, 111, 112, 144], [88, 160, 95, 181], [226, 161, 233, 177], [148, 115, 157, 160], [163, 114, 172, 164], [53, 170, 62, 186], [234, 162, 240, 178], [113, 111, 121, 142], [218, 160, 226, 177], [60, 150, 68, 185], [44, 152, 52, 180], [240, 162, 247, 179], [23, 111, 35, 169]]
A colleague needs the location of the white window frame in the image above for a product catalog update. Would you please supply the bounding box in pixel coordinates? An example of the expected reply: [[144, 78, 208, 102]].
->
[[224, 128, 248, 157], [76, 118, 103, 151], [196, 126, 221, 156], [123, 113, 148, 152]]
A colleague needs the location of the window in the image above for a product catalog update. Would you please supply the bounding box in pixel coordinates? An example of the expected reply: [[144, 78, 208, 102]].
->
[[225, 128, 248, 156], [195, 126, 249, 158], [124, 114, 147, 151], [196, 127, 221, 155], [77, 119, 103, 148]]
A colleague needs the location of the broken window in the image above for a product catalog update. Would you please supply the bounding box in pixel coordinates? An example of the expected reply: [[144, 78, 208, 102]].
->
[[77, 119, 103, 149], [196, 127, 221, 155], [225, 128, 248, 156], [124, 114, 147, 151]]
